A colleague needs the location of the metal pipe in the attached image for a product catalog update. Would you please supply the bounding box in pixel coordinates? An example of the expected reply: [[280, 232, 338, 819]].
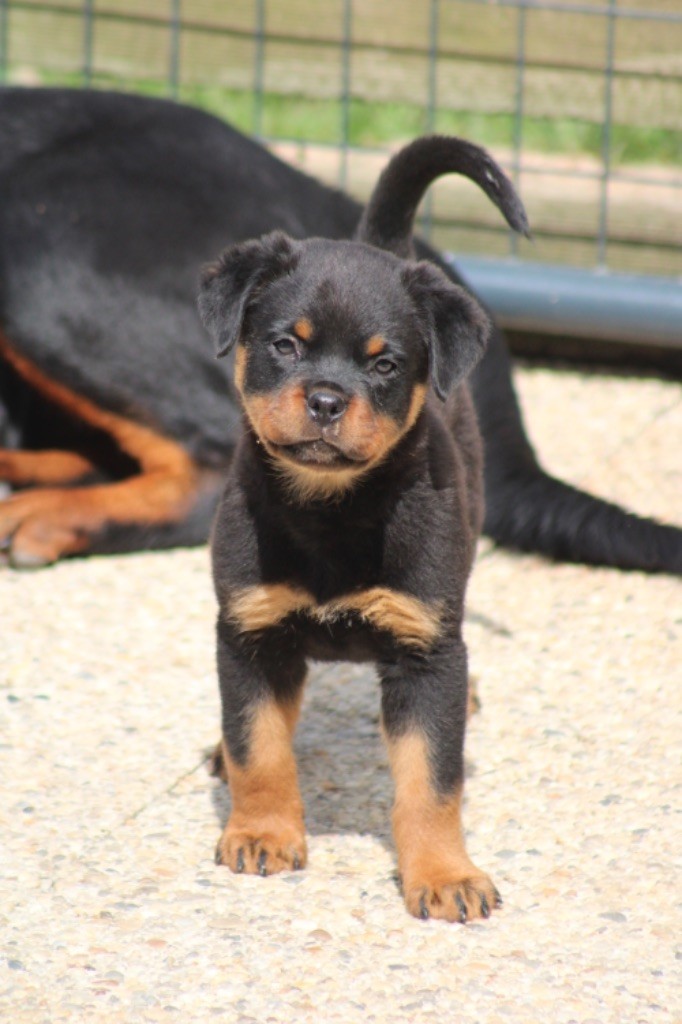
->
[[454, 256, 682, 348]]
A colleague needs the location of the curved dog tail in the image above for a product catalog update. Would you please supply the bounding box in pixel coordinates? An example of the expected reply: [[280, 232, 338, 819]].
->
[[355, 134, 530, 255]]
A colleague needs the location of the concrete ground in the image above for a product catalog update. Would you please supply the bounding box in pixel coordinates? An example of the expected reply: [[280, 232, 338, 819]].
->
[[1, 363, 680, 1024]]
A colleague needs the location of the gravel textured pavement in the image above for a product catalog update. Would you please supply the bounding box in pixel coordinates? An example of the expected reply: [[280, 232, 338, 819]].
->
[[1, 364, 680, 1023]]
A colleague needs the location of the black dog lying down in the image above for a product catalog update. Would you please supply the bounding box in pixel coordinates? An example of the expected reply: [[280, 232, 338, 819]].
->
[[200, 136, 527, 922], [0, 87, 680, 574]]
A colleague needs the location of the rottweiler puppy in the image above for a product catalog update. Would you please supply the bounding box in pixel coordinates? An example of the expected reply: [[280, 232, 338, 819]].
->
[[199, 137, 528, 923]]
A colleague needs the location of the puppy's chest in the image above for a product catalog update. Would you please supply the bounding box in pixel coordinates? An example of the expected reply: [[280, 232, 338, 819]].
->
[[226, 516, 443, 657], [227, 577, 443, 659], [225, 516, 444, 651]]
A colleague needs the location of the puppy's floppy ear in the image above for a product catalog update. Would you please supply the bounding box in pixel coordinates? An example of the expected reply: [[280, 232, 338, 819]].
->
[[198, 230, 299, 357], [402, 261, 490, 400]]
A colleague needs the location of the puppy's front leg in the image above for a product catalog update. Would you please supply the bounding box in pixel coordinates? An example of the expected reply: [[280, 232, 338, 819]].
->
[[381, 638, 501, 922], [214, 620, 307, 876]]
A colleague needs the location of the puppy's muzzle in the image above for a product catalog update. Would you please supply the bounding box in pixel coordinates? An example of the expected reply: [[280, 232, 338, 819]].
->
[[306, 387, 348, 428]]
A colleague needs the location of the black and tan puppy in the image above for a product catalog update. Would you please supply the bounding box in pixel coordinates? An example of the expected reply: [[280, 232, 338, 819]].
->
[[199, 138, 528, 923]]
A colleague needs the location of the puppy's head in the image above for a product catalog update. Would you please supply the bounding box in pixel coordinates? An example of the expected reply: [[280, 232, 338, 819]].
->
[[199, 230, 488, 501]]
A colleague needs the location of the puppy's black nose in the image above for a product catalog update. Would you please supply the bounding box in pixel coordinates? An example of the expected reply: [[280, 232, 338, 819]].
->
[[307, 389, 348, 426]]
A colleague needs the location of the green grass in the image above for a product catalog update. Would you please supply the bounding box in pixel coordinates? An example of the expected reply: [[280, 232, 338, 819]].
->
[[18, 68, 682, 167]]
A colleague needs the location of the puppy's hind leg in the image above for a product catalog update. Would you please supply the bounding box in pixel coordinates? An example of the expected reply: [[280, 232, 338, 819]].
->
[[0, 448, 99, 488]]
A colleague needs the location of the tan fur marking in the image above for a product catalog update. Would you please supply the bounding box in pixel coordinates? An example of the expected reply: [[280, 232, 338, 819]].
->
[[238, 379, 427, 504], [273, 462, 367, 503], [386, 732, 499, 921], [228, 583, 315, 633], [0, 449, 97, 486], [234, 344, 247, 393], [293, 318, 313, 342], [266, 394, 425, 503], [241, 385, 308, 447], [0, 331, 200, 563], [216, 700, 307, 874], [323, 588, 442, 648], [227, 583, 440, 648], [209, 683, 304, 784], [365, 334, 386, 358], [0, 332, 192, 476], [404, 383, 428, 434]]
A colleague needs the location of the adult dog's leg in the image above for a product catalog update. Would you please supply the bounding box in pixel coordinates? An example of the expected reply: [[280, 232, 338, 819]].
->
[[0, 449, 99, 487], [0, 332, 223, 566]]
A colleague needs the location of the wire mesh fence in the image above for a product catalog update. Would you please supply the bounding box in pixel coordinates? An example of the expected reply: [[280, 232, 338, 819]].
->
[[1, 0, 680, 278]]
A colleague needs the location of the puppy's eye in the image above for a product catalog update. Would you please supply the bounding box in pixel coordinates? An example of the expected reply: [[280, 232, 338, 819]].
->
[[273, 337, 298, 357], [374, 357, 397, 376]]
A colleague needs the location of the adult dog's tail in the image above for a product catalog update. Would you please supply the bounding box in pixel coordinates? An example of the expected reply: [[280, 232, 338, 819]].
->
[[355, 134, 529, 255], [356, 134, 682, 574], [471, 323, 682, 574]]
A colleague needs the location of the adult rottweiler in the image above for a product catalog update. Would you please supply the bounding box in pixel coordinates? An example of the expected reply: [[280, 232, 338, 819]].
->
[[0, 88, 680, 573], [199, 135, 529, 921]]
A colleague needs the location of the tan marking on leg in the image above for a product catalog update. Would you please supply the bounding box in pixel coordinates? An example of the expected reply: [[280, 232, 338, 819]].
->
[[323, 587, 442, 649], [227, 583, 315, 633], [0, 331, 201, 564], [386, 732, 500, 922], [226, 583, 440, 648], [216, 700, 307, 874], [0, 448, 97, 486], [209, 683, 304, 783]]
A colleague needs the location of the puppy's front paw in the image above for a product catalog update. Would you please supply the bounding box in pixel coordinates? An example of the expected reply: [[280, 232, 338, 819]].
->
[[215, 822, 307, 876], [403, 865, 502, 923]]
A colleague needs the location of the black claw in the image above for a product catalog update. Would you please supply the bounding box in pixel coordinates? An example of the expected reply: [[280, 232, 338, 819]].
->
[[455, 892, 468, 924], [419, 895, 430, 920], [292, 852, 302, 871], [480, 894, 490, 918], [493, 887, 504, 908], [236, 848, 245, 873], [214, 843, 224, 866], [257, 849, 268, 876]]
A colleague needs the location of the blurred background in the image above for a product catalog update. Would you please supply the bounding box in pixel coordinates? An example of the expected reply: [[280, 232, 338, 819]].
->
[[1, 0, 680, 364]]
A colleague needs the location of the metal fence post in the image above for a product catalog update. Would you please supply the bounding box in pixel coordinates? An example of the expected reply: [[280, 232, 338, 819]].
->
[[253, 0, 266, 137], [510, 2, 527, 258], [168, 0, 181, 99], [597, 0, 618, 269], [82, 0, 94, 87]]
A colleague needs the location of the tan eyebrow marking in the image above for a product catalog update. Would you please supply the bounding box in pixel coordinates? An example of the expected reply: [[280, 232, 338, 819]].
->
[[365, 334, 386, 358], [293, 318, 313, 342]]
